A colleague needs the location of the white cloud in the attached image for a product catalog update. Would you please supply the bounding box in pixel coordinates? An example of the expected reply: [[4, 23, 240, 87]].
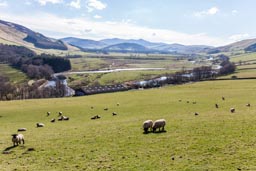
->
[[93, 15, 102, 19], [229, 33, 249, 41], [36, 0, 63, 6], [232, 10, 238, 15], [0, 12, 230, 46], [0, 1, 8, 7], [194, 7, 219, 17], [69, 0, 81, 9], [86, 0, 106, 12]]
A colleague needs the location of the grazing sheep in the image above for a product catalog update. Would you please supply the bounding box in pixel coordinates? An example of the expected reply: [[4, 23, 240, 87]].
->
[[47, 112, 50, 116], [178, 99, 182, 102], [12, 134, 25, 146], [17, 128, 27, 132], [192, 101, 197, 104], [112, 112, 117, 116], [215, 104, 219, 108], [36, 123, 45, 127], [143, 120, 153, 133], [195, 112, 199, 116], [187, 101, 190, 103], [91, 106, 94, 109], [117, 103, 120, 106], [58, 116, 63, 121], [91, 115, 101, 120], [58, 112, 63, 116], [230, 108, 235, 113], [51, 118, 55, 123], [62, 116, 69, 120], [246, 103, 251, 107], [222, 96, 225, 101], [104, 108, 108, 111], [152, 119, 166, 132]]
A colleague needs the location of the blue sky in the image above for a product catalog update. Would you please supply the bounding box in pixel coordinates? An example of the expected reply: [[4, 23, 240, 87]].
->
[[0, 0, 255, 46]]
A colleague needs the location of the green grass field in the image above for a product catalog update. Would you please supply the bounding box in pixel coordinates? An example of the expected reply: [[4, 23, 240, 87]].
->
[[0, 64, 28, 83], [1, 80, 256, 170]]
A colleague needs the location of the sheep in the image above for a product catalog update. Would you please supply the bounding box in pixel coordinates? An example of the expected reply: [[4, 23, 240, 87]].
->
[[112, 112, 117, 116], [222, 96, 225, 101], [192, 101, 197, 104], [246, 103, 251, 107], [91, 106, 94, 109], [62, 116, 69, 121], [36, 123, 45, 127], [47, 112, 50, 116], [152, 119, 166, 132], [215, 104, 219, 108], [17, 128, 27, 132], [187, 101, 190, 103], [104, 108, 108, 111], [143, 120, 153, 133], [51, 118, 55, 123], [230, 108, 235, 113], [91, 115, 101, 120], [12, 134, 25, 146], [117, 103, 120, 106], [194, 112, 199, 116], [58, 112, 63, 116], [58, 116, 63, 121]]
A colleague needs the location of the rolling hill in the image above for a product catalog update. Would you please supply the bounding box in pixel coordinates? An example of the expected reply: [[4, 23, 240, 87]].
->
[[208, 38, 256, 53], [0, 20, 78, 52], [61, 37, 212, 54]]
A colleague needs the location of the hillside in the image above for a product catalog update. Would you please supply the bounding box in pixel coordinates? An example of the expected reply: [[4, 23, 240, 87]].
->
[[209, 38, 256, 53], [103, 43, 149, 52], [1, 79, 256, 170], [0, 20, 78, 53], [61, 37, 212, 54]]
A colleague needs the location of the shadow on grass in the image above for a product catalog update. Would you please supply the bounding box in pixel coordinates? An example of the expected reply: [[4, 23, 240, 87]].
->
[[143, 130, 167, 134], [2, 145, 17, 154]]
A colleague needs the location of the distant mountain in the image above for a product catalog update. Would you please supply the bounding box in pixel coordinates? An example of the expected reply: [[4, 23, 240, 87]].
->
[[0, 20, 73, 51], [62, 37, 212, 54], [103, 43, 149, 53], [208, 38, 256, 53], [61, 37, 107, 49]]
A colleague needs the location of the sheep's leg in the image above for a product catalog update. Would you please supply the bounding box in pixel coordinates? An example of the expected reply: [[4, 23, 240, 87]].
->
[[22, 139, 25, 144]]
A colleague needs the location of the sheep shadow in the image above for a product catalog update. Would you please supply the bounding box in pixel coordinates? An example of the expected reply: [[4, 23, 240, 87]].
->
[[2, 145, 17, 154], [143, 130, 167, 134]]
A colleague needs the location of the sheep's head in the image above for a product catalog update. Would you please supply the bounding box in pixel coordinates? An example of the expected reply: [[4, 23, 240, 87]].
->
[[11, 134, 18, 138]]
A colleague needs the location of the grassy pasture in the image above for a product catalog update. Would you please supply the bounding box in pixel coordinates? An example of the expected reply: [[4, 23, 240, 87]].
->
[[1, 80, 256, 170], [0, 64, 28, 83]]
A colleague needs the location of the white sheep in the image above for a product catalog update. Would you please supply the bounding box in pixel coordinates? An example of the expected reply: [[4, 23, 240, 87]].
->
[[230, 108, 235, 113], [36, 123, 45, 127], [12, 134, 25, 146], [47, 112, 50, 116], [152, 119, 166, 132], [143, 120, 153, 133], [17, 128, 27, 132]]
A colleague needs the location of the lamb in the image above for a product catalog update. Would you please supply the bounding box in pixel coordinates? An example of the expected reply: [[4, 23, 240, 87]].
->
[[12, 134, 25, 146], [17, 128, 27, 132], [91, 115, 101, 120], [215, 104, 219, 108], [36, 123, 45, 127], [58, 112, 63, 116], [143, 120, 153, 133], [230, 108, 235, 113], [47, 112, 50, 116], [152, 119, 166, 132], [51, 118, 55, 123]]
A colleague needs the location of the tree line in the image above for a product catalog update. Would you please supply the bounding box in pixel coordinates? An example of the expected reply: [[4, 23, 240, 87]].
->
[[0, 44, 71, 79]]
